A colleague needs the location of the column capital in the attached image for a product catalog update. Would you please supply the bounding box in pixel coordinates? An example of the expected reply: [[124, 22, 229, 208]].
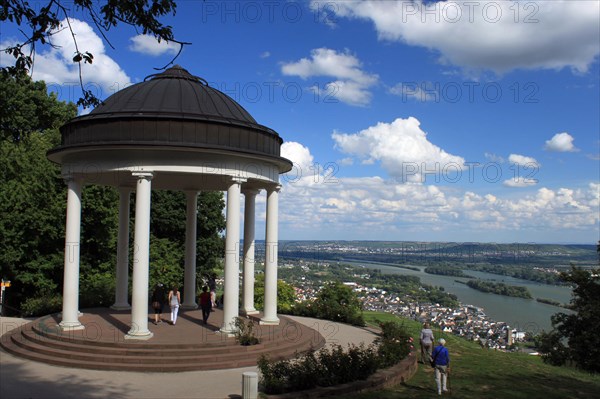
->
[[229, 177, 247, 185], [132, 171, 154, 180], [61, 174, 83, 184], [266, 184, 281, 193], [242, 188, 261, 196]]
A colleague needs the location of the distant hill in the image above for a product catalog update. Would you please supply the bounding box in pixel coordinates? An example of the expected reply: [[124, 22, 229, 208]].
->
[[273, 240, 597, 268]]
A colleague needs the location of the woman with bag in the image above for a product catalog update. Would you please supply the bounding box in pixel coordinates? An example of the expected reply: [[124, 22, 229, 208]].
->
[[420, 322, 435, 364], [168, 285, 181, 325], [150, 283, 165, 325]]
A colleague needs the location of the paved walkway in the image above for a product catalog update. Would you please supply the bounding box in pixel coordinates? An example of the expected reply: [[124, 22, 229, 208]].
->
[[0, 315, 377, 399]]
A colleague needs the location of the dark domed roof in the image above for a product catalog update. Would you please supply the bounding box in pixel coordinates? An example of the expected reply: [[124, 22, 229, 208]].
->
[[49, 65, 291, 171], [87, 65, 260, 128]]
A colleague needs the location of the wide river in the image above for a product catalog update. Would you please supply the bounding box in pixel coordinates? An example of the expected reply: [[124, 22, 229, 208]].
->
[[343, 260, 573, 333]]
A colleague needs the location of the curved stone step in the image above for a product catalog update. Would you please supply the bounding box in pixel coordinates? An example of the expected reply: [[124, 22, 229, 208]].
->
[[15, 328, 321, 364], [0, 310, 326, 372]]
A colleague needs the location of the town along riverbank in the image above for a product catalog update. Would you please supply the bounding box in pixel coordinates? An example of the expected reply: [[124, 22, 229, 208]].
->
[[344, 260, 572, 333]]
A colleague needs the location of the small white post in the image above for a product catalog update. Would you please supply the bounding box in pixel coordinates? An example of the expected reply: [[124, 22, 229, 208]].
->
[[242, 371, 258, 399]]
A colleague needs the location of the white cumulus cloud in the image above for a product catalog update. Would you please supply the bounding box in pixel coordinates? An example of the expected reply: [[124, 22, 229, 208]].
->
[[389, 82, 438, 102], [332, 117, 465, 182], [129, 34, 180, 56], [484, 152, 504, 163], [544, 132, 579, 152], [315, 0, 600, 74], [508, 154, 541, 168], [503, 177, 538, 188], [281, 48, 378, 106], [1, 18, 131, 107], [281, 141, 316, 185], [282, 141, 314, 171], [276, 142, 598, 241]]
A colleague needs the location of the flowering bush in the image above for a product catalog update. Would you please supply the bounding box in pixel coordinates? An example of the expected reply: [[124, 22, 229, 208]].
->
[[258, 320, 412, 394], [374, 320, 413, 368]]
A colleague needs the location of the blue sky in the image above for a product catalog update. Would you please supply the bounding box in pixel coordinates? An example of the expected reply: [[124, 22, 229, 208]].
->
[[1, 1, 599, 243]]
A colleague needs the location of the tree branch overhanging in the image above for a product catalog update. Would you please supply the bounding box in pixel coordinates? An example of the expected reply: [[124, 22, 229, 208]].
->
[[1, 0, 188, 109]]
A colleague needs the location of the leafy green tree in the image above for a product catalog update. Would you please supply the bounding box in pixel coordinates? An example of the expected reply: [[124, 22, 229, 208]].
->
[[253, 274, 296, 313], [0, 73, 76, 314], [0, 71, 75, 142], [196, 191, 226, 273], [148, 236, 184, 291], [316, 282, 364, 325], [148, 190, 225, 288], [538, 265, 600, 372], [0, 73, 118, 314]]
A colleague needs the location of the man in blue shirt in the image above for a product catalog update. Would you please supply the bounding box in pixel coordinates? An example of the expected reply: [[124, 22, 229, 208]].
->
[[431, 338, 450, 395]]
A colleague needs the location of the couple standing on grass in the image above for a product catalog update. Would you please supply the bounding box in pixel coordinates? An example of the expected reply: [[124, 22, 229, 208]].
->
[[421, 322, 451, 396], [151, 284, 213, 325]]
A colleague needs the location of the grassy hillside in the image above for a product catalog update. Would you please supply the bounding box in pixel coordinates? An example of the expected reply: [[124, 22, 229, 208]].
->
[[352, 312, 600, 398]]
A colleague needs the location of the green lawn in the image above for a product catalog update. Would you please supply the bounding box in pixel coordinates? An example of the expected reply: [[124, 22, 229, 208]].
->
[[354, 311, 600, 398]]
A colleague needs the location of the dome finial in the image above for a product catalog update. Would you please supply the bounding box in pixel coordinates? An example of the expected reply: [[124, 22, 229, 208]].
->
[[144, 65, 208, 85]]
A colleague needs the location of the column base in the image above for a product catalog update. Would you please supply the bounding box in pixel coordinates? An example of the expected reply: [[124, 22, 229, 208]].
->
[[181, 303, 198, 310], [59, 321, 85, 331], [219, 327, 237, 337], [110, 304, 131, 311], [242, 309, 259, 316], [125, 331, 154, 340], [259, 317, 280, 326]]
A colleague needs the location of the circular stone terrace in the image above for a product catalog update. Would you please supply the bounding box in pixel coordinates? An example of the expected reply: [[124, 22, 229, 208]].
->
[[0, 308, 325, 372]]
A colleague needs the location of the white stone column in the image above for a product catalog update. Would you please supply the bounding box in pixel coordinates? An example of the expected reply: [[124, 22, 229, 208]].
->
[[112, 187, 131, 310], [59, 176, 84, 330], [221, 178, 245, 334], [182, 191, 198, 309], [126, 172, 153, 340], [261, 185, 280, 325], [242, 189, 259, 315]]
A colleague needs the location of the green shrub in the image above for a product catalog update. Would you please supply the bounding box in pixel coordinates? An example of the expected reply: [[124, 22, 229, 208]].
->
[[258, 355, 292, 394], [21, 295, 62, 317], [79, 271, 115, 308], [258, 317, 413, 394], [233, 317, 260, 346], [286, 350, 320, 391], [258, 343, 381, 394], [375, 320, 413, 368]]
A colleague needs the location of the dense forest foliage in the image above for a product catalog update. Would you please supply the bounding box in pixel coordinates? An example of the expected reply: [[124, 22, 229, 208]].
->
[[466, 280, 532, 299], [0, 73, 225, 316], [538, 262, 600, 373], [424, 266, 468, 277], [462, 263, 563, 284]]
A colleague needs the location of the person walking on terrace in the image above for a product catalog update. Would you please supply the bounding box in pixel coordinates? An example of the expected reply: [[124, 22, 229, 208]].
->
[[431, 338, 450, 396], [420, 322, 435, 364], [208, 273, 217, 309], [168, 285, 181, 325], [198, 286, 212, 324], [151, 283, 165, 325]]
